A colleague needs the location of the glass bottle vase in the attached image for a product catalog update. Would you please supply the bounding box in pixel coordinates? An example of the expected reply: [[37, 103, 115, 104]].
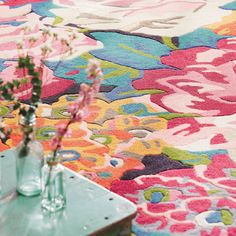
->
[[41, 152, 66, 213], [15, 111, 44, 197]]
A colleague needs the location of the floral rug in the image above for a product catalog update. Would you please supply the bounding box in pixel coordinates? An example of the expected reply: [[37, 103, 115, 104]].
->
[[1, 0, 236, 235]]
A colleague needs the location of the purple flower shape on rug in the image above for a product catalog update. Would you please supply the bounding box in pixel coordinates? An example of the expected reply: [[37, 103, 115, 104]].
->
[[121, 154, 192, 180]]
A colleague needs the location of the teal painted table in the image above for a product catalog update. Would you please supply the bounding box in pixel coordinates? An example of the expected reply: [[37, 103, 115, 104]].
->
[[0, 150, 137, 236]]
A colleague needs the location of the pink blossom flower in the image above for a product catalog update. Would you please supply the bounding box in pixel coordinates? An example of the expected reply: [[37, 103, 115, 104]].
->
[[50, 136, 61, 150], [64, 129, 72, 138], [68, 103, 77, 114], [86, 58, 103, 80], [92, 79, 101, 93], [67, 102, 79, 114], [73, 110, 84, 122], [80, 83, 91, 94], [55, 123, 67, 136]]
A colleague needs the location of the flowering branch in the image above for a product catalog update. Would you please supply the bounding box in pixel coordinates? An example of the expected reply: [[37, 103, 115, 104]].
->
[[50, 58, 103, 162], [0, 27, 78, 149], [20, 27, 77, 83]]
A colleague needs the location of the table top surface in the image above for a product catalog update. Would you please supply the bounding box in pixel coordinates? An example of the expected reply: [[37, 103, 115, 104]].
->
[[0, 149, 137, 236]]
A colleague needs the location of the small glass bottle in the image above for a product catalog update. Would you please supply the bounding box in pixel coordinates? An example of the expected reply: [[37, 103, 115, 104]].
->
[[15, 111, 44, 196], [41, 152, 66, 213]]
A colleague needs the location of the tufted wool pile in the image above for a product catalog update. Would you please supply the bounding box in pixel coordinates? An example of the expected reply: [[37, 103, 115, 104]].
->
[[1, 1, 236, 235]]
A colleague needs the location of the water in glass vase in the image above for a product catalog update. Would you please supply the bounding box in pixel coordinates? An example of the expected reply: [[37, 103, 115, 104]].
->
[[41, 157, 66, 213], [16, 140, 44, 196]]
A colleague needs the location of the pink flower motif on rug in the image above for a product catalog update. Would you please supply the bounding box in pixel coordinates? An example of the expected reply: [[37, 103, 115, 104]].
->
[[111, 153, 236, 235], [0, 60, 75, 101], [133, 37, 236, 116], [2, 0, 47, 6]]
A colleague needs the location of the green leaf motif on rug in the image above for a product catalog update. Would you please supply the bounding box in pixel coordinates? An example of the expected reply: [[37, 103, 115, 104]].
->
[[79, 53, 141, 84], [207, 189, 222, 195], [36, 126, 56, 141], [157, 113, 201, 120], [89, 31, 172, 70], [230, 170, 236, 177], [144, 188, 170, 202], [178, 28, 227, 49], [102, 60, 140, 82], [163, 147, 210, 165], [90, 134, 112, 145], [118, 44, 161, 61], [79, 28, 90, 33], [162, 36, 178, 50], [53, 16, 63, 25], [45, 52, 147, 101], [0, 105, 9, 117], [221, 209, 233, 225], [120, 89, 164, 96], [221, 1, 236, 10], [52, 106, 71, 119], [80, 53, 151, 101]]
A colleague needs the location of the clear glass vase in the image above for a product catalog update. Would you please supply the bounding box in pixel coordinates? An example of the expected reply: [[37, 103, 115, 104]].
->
[[15, 111, 44, 197], [41, 152, 66, 213]]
